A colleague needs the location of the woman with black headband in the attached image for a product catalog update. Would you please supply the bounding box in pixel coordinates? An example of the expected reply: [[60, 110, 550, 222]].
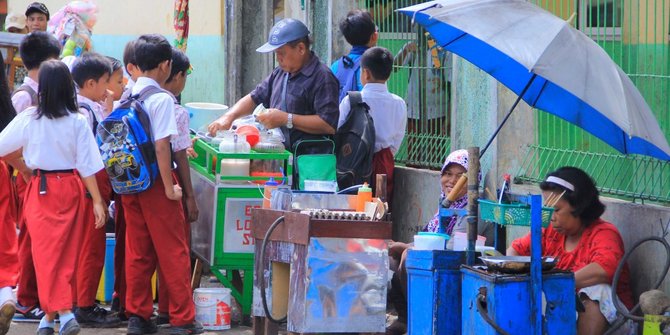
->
[[508, 167, 635, 335]]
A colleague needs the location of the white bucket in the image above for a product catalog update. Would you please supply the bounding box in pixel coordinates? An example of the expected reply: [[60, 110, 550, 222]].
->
[[193, 287, 232, 330], [185, 102, 229, 132]]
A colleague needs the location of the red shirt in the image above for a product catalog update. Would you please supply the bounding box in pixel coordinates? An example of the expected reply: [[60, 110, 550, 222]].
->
[[511, 218, 633, 309]]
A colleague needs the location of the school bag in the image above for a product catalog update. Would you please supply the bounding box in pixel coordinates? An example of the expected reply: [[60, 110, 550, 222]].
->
[[96, 86, 164, 194], [335, 91, 376, 190], [334, 55, 362, 102]]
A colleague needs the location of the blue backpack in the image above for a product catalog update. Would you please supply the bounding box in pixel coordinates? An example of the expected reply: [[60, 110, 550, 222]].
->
[[96, 86, 163, 194], [335, 55, 362, 102]]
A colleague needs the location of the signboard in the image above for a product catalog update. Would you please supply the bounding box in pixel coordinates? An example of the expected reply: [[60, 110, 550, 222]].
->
[[223, 198, 262, 253]]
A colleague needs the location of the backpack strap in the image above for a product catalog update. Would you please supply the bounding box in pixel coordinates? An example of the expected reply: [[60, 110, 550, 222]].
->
[[78, 102, 98, 135], [336, 56, 362, 102], [12, 84, 38, 107], [131, 85, 166, 102], [346, 91, 370, 120]]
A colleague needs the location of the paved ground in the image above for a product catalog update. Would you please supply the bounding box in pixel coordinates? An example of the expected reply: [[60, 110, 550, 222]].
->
[[7, 322, 255, 334]]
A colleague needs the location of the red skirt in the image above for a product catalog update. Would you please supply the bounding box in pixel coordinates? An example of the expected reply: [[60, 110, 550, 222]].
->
[[24, 170, 85, 313]]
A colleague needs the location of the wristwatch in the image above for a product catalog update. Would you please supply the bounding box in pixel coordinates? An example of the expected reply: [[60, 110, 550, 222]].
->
[[286, 113, 294, 129]]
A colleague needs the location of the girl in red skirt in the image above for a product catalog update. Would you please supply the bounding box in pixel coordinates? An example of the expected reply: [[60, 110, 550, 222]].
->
[[0, 60, 106, 335], [0, 57, 18, 335]]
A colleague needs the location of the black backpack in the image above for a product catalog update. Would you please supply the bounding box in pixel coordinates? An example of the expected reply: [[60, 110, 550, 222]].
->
[[335, 91, 376, 190]]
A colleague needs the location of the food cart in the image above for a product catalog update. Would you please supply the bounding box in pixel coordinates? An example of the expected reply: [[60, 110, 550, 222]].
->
[[188, 138, 292, 315]]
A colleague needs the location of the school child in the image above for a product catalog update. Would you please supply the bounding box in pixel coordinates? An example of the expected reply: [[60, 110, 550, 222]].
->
[[10, 31, 61, 322], [110, 41, 140, 318], [121, 34, 201, 335], [0, 59, 106, 335], [331, 9, 378, 101], [0, 60, 18, 335], [337, 46, 407, 204], [154, 47, 198, 325], [105, 56, 124, 112], [69, 52, 120, 328]]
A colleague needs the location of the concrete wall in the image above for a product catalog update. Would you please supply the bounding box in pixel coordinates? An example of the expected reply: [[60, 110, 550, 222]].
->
[[9, 0, 227, 105]]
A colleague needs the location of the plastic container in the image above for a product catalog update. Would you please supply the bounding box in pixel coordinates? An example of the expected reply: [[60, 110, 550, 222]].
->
[[218, 132, 251, 183], [193, 288, 232, 330], [236, 125, 260, 147], [479, 199, 553, 227], [185, 102, 228, 131], [263, 178, 279, 209], [413, 232, 450, 250], [356, 183, 372, 212]]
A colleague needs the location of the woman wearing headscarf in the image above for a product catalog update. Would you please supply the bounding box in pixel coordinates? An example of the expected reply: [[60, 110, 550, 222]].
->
[[386, 149, 470, 334]]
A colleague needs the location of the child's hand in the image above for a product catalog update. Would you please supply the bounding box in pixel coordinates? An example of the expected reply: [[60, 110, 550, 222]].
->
[[103, 89, 114, 115], [93, 201, 107, 229], [185, 195, 199, 222], [186, 147, 198, 159], [166, 184, 183, 201]]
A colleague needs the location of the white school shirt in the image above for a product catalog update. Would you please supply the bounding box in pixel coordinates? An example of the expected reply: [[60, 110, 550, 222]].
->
[[165, 91, 192, 152], [130, 77, 177, 141], [337, 83, 407, 155], [77, 94, 104, 130], [11, 77, 39, 114], [0, 107, 104, 178]]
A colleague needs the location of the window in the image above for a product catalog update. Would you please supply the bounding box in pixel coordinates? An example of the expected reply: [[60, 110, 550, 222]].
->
[[578, 0, 622, 41]]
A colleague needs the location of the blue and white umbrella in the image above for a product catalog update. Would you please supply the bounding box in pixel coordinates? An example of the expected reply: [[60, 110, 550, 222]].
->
[[399, 0, 670, 160]]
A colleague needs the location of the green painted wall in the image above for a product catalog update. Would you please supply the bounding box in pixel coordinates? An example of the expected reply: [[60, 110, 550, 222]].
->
[[91, 35, 227, 106]]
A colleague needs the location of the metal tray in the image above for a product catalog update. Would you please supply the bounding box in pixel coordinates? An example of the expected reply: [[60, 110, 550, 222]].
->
[[479, 256, 557, 274]]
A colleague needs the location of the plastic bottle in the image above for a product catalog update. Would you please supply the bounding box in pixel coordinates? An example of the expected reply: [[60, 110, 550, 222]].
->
[[356, 183, 373, 212], [218, 132, 251, 183], [263, 177, 279, 209]]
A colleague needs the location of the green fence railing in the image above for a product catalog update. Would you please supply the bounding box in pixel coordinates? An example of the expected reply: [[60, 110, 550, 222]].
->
[[361, 0, 451, 169], [516, 0, 670, 203]]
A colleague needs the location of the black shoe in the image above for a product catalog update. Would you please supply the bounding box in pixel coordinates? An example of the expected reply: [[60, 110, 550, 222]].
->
[[59, 318, 81, 335], [155, 313, 169, 326], [168, 321, 204, 335], [0, 301, 15, 335], [74, 305, 121, 328], [15, 303, 45, 320], [111, 296, 120, 312], [127, 316, 157, 335], [35, 327, 55, 335]]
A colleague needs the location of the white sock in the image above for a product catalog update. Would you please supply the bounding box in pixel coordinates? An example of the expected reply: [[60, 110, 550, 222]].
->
[[0, 287, 14, 305], [38, 316, 55, 329]]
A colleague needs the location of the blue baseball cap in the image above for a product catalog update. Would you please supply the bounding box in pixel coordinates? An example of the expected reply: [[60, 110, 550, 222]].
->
[[256, 18, 310, 53]]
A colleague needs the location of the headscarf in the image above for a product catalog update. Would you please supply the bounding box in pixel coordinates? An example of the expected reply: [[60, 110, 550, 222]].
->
[[423, 149, 469, 234]]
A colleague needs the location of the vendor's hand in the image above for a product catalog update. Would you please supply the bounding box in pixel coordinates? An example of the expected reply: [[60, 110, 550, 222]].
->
[[207, 114, 234, 136], [185, 195, 199, 222], [165, 184, 183, 201], [256, 108, 288, 129]]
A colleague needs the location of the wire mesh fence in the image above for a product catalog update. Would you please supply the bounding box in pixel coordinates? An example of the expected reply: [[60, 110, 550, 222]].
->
[[361, 0, 452, 169], [516, 0, 670, 203]]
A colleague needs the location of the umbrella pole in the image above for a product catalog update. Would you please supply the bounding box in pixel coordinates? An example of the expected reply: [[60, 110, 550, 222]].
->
[[480, 74, 537, 157]]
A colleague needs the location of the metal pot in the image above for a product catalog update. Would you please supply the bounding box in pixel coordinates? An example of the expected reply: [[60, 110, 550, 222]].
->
[[479, 256, 557, 274]]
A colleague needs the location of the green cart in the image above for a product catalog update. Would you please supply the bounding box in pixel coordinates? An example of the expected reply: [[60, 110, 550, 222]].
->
[[188, 138, 292, 315]]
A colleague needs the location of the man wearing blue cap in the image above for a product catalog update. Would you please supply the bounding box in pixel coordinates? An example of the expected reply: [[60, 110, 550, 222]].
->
[[208, 18, 340, 152]]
